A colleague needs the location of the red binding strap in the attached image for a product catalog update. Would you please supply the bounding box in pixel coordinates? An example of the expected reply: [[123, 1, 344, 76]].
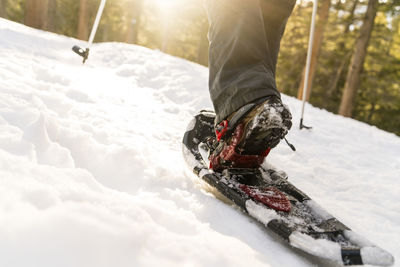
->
[[210, 123, 272, 171], [239, 185, 291, 212], [215, 120, 229, 141]]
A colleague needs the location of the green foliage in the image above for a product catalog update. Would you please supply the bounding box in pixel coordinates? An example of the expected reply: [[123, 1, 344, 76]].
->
[[354, 12, 400, 134], [277, 2, 311, 97], [56, 0, 80, 37], [1, 0, 399, 135], [2, 0, 25, 22], [278, 0, 400, 136]]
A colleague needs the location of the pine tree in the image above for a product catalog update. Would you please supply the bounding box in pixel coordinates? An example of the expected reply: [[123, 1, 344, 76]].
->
[[339, 0, 379, 117]]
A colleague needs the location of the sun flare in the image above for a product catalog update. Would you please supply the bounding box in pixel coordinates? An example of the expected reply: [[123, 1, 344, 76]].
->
[[152, 0, 181, 11]]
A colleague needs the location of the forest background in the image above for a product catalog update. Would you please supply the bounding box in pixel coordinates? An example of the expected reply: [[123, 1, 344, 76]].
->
[[1, 0, 399, 135]]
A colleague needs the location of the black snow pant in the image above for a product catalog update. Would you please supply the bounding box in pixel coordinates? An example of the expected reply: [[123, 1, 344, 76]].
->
[[204, 0, 296, 123]]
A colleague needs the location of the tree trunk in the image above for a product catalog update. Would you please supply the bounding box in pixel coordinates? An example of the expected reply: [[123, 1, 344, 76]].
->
[[161, 20, 170, 53], [77, 0, 89, 40], [343, 0, 359, 35], [125, 0, 143, 44], [102, 24, 110, 42], [40, 0, 49, 29], [25, 0, 50, 29], [323, 50, 351, 108], [367, 102, 376, 123], [25, 0, 40, 28], [0, 0, 6, 18], [297, 0, 331, 101], [338, 0, 379, 117], [326, 0, 359, 103], [45, 0, 56, 32]]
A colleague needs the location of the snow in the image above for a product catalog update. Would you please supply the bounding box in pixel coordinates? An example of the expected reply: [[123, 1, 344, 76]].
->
[[0, 17, 399, 267], [305, 200, 334, 221], [361, 246, 396, 267], [246, 199, 281, 223], [289, 232, 342, 262]]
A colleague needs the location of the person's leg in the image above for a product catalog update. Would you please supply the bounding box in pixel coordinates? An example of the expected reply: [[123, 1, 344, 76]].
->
[[204, 0, 295, 123], [204, 0, 296, 171], [260, 0, 296, 77]]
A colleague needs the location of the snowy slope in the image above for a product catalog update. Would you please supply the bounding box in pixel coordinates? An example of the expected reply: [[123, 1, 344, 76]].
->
[[0, 18, 398, 267]]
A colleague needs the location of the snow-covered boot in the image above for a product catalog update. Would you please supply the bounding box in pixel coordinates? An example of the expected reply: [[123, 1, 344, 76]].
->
[[209, 96, 292, 172]]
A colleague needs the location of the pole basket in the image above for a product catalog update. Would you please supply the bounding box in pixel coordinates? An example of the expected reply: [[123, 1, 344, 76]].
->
[[72, 45, 90, 64], [299, 118, 312, 130]]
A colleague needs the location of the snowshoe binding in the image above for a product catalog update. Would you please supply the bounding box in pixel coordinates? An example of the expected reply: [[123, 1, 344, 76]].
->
[[209, 96, 292, 172]]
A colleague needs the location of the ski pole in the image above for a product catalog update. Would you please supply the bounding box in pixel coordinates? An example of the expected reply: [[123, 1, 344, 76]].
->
[[300, 0, 317, 130], [72, 0, 108, 63]]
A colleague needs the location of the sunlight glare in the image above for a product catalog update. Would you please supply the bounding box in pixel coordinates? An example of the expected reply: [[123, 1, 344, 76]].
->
[[152, 0, 181, 11]]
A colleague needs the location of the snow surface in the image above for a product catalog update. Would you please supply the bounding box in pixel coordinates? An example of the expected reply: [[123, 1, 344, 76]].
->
[[0, 18, 399, 267]]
